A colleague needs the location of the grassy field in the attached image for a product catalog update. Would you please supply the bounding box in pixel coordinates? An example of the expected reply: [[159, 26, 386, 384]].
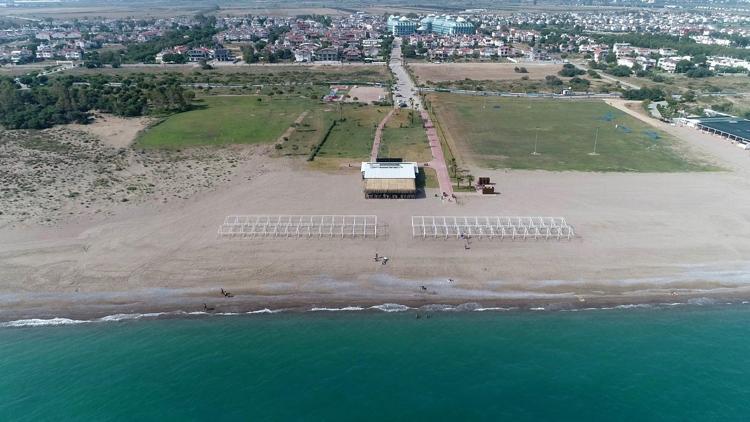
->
[[379, 109, 432, 163], [418, 167, 440, 189], [428, 93, 715, 172], [137, 95, 312, 149], [316, 104, 389, 160], [60, 64, 390, 83], [605, 72, 750, 94], [279, 106, 335, 158]]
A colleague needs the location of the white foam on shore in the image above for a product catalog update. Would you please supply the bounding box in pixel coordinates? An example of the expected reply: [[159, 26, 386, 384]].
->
[[420, 304, 457, 312], [688, 297, 717, 306], [369, 303, 412, 312], [99, 312, 175, 322], [0, 308, 288, 328], [247, 308, 285, 314], [2, 298, 747, 328], [612, 304, 653, 309], [310, 306, 365, 312], [0, 317, 90, 328], [474, 307, 517, 312]]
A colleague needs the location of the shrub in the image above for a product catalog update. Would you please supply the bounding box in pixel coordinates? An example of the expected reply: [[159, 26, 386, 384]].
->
[[558, 63, 584, 77], [608, 65, 632, 77]]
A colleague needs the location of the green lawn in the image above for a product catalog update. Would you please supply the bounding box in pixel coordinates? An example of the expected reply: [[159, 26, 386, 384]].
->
[[316, 104, 389, 160], [417, 167, 439, 189], [379, 109, 433, 163], [279, 106, 334, 158], [430, 94, 716, 172], [137, 95, 313, 149]]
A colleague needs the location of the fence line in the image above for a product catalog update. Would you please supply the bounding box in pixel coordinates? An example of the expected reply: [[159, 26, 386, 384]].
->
[[218, 215, 379, 239], [412, 216, 575, 240]]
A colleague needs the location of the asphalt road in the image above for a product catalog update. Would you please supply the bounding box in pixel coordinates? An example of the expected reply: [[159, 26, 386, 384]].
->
[[389, 37, 422, 110]]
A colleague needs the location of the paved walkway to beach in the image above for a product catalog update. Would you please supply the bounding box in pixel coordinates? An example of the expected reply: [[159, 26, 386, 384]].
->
[[388, 37, 452, 195], [420, 110, 453, 196]]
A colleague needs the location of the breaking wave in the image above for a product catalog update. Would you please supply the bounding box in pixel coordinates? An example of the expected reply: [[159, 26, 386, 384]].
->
[[369, 303, 411, 312], [2, 300, 748, 328], [0, 318, 90, 328], [310, 306, 365, 312]]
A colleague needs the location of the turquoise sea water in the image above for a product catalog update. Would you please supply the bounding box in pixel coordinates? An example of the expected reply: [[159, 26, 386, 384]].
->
[[1, 305, 750, 421]]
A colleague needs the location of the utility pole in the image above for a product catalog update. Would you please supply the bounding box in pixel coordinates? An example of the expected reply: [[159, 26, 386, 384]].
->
[[531, 126, 540, 156]]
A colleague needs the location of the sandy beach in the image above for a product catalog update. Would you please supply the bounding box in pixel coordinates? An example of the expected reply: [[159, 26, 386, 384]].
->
[[3, 105, 750, 321]]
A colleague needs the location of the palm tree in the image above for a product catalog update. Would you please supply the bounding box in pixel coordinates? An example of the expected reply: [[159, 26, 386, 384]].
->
[[466, 174, 475, 188]]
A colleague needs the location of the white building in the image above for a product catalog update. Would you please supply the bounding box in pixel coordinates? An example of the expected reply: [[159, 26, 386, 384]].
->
[[360, 162, 418, 199], [617, 57, 635, 68], [612, 43, 631, 56], [36, 44, 54, 59], [658, 55, 692, 73], [707, 56, 750, 71]]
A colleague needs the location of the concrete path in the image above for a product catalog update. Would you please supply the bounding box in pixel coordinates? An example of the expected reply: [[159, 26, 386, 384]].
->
[[371, 108, 395, 161], [388, 38, 421, 109], [388, 37, 453, 196], [421, 110, 454, 196]]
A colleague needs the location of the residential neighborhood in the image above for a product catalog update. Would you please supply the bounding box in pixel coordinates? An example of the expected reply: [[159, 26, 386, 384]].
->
[[3, 8, 750, 68]]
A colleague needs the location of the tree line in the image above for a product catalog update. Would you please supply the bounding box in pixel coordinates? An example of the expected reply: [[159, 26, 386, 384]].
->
[[0, 75, 194, 130]]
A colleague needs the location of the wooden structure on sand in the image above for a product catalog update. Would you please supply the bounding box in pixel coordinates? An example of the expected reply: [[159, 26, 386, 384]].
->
[[361, 162, 418, 199]]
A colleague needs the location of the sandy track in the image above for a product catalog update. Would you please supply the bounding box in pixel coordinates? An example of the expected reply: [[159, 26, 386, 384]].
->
[[277, 111, 309, 145], [67, 114, 152, 148], [371, 109, 395, 161], [346, 86, 387, 104]]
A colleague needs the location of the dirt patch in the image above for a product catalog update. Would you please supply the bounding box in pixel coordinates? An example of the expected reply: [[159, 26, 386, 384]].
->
[[0, 127, 266, 227], [346, 86, 387, 104], [410, 63, 563, 83], [67, 114, 153, 149]]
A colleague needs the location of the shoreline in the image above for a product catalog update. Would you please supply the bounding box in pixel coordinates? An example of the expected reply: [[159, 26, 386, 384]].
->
[[3, 282, 750, 326]]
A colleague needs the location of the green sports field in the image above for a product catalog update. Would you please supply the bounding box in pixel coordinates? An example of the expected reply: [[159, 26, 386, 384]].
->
[[429, 94, 716, 172], [137, 96, 313, 149]]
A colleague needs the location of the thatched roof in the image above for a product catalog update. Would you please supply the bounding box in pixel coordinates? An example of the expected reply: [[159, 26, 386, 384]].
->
[[364, 178, 416, 194]]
